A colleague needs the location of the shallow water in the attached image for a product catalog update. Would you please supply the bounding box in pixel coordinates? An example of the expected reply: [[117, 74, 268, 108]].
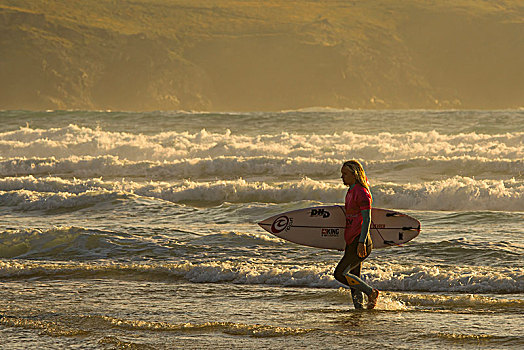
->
[[0, 109, 523, 349]]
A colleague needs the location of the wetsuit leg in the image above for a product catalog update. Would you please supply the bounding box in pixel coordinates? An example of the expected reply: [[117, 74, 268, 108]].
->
[[334, 239, 373, 308], [349, 263, 364, 309], [334, 242, 360, 286]]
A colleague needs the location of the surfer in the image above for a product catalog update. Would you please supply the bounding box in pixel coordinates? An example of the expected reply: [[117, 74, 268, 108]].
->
[[334, 160, 380, 309]]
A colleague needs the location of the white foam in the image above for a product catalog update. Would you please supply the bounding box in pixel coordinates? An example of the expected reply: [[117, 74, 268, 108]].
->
[[336, 288, 408, 310], [0, 155, 521, 181], [1, 259, 521, 294], [366, 262, 523, 293], [388, 292, 524, 309], [373, 176, 523, 211], [0, 175, 521, 211], [1, 126, 522, 162]]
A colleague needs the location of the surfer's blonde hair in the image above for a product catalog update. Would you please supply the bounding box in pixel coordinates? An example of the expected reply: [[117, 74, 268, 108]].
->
[[342, 160, 370, 191]]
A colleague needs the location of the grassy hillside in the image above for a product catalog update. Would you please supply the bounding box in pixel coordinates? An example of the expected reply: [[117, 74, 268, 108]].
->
[[1, 0, 522, 111]]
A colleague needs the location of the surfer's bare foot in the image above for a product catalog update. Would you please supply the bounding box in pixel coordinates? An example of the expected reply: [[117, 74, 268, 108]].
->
[[367, 289, 379, 309]]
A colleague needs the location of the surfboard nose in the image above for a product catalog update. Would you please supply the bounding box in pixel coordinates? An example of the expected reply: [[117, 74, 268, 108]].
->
[[257, 218, 272, 233]]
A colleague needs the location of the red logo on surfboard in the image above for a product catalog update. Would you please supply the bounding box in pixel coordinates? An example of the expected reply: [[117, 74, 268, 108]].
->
[[271, 216, 290, 233]]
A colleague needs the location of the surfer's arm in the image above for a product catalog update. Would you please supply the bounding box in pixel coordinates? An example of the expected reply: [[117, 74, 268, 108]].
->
[[359, 209, 371, 243]]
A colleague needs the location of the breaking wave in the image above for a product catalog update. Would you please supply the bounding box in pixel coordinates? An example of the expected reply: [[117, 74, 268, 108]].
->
[[1, 259, 521, 294], [1, 125, 522, 162], [0, 155, 521, 180], [0, 175, 521, 211]]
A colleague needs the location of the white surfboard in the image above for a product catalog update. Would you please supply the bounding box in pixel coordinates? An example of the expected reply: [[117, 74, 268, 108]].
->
[[258, 206, 420, 250]]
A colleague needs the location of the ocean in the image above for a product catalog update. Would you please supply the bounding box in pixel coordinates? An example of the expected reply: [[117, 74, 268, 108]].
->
[[0, 109, 522, 349]]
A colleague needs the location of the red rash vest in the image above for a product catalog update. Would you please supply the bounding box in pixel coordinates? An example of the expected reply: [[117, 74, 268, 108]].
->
[[344, 183, 372, 244]]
